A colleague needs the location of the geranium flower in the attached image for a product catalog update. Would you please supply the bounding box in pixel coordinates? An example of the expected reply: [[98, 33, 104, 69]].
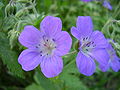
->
[[71, 16, 109, 76], [18, 16, 72, 78], [103, 0, 112, 10], [100, 40, 120, 72]]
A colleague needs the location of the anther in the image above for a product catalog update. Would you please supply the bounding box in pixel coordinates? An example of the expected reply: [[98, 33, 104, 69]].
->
[[52, 38, 55, 41], [36, 46, 38, 48], [93, 45, 96, 47], [86, 37, 88, 40], [91, 42, 94, 44], [83, 38, 85, 41]]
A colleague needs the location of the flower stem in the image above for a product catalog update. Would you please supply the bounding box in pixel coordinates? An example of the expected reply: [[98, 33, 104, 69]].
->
[[64, 59, 76, 70], [63, 51, 77, 70], [63, 51, 77, 58]]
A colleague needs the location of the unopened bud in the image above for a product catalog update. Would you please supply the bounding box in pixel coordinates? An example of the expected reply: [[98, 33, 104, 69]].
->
[[8, 30, 19, 49], [5, 2, 16, 16]]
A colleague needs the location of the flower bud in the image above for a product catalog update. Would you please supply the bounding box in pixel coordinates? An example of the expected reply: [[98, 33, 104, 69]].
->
[[8, 30, 19, 49], [15, 9, 25, 17], [114, 42, 120, 50], [117, 20, 120, 27], [15, 6, 32, 17], [5, 2, 16, 16]]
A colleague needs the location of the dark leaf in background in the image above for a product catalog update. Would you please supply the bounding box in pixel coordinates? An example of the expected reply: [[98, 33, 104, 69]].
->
[[0, 32, 24, 78]]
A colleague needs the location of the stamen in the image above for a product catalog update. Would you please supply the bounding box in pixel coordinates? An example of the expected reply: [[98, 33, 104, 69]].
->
[[86, 37, 88, 40], [83, 38, 85, 41], [37, 36, 57, 57], [52, 38, 55, 41], [36, 46, 38, 48], [91, 42, 94, 44]]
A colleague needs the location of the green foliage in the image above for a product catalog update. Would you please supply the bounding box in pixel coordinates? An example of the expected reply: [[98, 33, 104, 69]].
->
[[60, 52, 88, 90], [26, 83, 44, 90], [34, 71, 58, 90], [0, 2, 4, 9], [60, 63, 88, 90], [26, 71, 61, 90], [0, 32, 24, 78], [101, 19, 120, 56]]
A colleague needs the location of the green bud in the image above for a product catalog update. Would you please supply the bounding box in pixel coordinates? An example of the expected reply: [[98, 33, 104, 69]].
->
[[15, 9, 25, 17], [15, 6, 32, 17], [5, 4, 11, 14], [117, 20, 120, 26], [114, 42, 120, 50], [5, 2, 16, 16], [8, 30, 20, 49]]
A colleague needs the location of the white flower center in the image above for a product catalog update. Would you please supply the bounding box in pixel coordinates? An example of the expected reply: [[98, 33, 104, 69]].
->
[[36, 35, 56, 57], [80, 37, 96, 54]]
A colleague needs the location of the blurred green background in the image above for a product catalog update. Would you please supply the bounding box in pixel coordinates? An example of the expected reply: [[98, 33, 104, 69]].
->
[[0, 0, 120, 90]]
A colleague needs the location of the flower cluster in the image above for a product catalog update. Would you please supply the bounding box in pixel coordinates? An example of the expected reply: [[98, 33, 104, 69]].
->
[[71, 16, 120, 76], [18, 15, 120, 78]]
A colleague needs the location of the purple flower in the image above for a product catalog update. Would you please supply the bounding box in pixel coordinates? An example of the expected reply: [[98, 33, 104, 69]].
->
[[103, 0, 112, 10], [100, 40, 120, 72], [18, 16, 72, 78], [71, 16, 109, 76]]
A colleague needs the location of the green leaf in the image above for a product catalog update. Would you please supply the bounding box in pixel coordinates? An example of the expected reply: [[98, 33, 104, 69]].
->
[[0, 32, 24, 78], [60, 63, 88, 90], [60, 52, 88, 90], [2, 16, 16, 31], [34, 71, 59, 90], [26, 83, 44, 90]]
